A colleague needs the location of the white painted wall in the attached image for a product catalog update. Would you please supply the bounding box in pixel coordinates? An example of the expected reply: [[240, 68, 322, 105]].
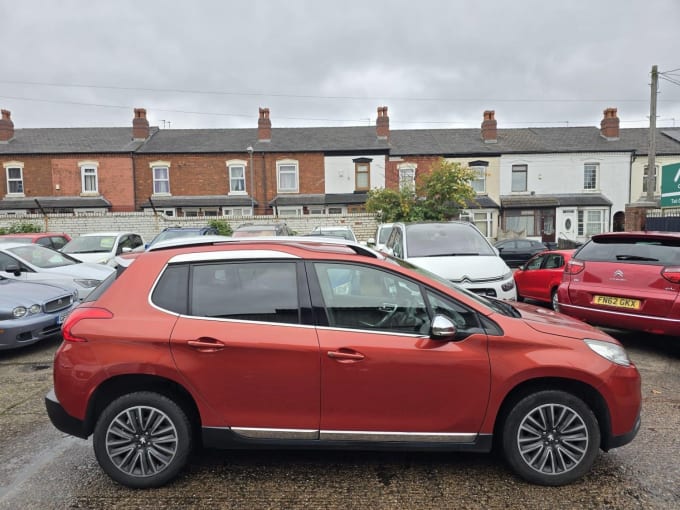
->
[[324, 155, 386, 193]]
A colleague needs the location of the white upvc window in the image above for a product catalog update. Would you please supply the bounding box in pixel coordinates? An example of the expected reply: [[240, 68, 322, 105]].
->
[[277, 206, 302, 216], [222, 207, 253, 216], [466, 210, 493, 237], [4, 161, 24, 196], [398, 164, 416, 191], [277, 160, 299, 193], [583, 163, 599, 190], [511, 164, 528, 192], [150, 161, 171, 195], [578, 208, 607, 237], [227, 160, 247, 194], [308, 206, 324, 215], [79, 161, 99, 194], [470, 166, 487, 194], [642, 165, 660, 194]]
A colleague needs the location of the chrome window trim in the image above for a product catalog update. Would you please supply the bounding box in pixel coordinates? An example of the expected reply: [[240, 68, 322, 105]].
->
[[168, 250, 299, 264]]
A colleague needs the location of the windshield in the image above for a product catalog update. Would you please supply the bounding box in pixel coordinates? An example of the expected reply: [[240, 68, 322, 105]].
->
[[312, 229, 355, 241], [405, 223, 496, 257], [62, 235, 116, 254], [378, 226, 393, 244], [151, 230, 202, 245], [8, 244, 79, 269]]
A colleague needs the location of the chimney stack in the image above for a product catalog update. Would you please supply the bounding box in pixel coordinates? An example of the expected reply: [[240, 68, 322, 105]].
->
[[0, 110, 15, 143], [376, 106, 390, 140], [258, 107, 272, 142], [132, 108, 150, 140], [600, 107, 620, 140], [481, 110, 497, 143]]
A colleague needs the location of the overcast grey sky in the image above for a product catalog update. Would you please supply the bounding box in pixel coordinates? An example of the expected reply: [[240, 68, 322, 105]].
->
[[2, 0, 679, 131]]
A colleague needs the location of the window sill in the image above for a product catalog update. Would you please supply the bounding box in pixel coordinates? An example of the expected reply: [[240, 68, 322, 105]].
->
[[79, 192, 100, 197], [4, 193, 25, 199]]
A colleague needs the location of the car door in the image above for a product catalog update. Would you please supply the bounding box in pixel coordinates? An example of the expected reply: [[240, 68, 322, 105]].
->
[[169, 260, 321, 433], [310, 261, 491, 438], [516, 253, 546, 300]]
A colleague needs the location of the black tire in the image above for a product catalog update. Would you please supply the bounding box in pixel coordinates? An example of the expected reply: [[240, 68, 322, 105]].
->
[[516, 294, 525, 303], [551, 288, 559, 311], [502, 390, 600, 486], [93, 391, 193, 488]]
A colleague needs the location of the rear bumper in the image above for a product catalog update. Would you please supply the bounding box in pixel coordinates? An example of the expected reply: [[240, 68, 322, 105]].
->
[[45, 389, 89, 439], [559, 303, 680, 337]]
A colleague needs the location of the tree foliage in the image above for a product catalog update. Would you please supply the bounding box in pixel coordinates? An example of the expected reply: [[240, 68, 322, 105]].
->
[[365, 158, 478, 223]]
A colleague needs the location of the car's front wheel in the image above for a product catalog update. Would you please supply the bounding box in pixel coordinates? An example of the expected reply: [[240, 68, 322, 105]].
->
[[93, 392, 192, 488], [502, 390, 600, 486]]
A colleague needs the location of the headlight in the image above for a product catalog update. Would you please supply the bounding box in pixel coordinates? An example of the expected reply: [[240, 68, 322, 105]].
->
[[73, 279, 102, 288], [29, 304, 42, 314], [584, 339, 631, 366], [13, 306, 27, 318]]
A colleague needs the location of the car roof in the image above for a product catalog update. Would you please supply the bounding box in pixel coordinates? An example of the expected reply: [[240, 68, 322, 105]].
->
[[0, 232, 68, 238]]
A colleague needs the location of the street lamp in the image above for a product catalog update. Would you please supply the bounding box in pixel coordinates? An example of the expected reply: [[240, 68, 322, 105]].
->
[[246, 145, 254, 216]]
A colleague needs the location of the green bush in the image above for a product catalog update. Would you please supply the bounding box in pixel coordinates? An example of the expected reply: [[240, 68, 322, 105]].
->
[[208, 219, 233, 236], [0, 222, 42, 235]]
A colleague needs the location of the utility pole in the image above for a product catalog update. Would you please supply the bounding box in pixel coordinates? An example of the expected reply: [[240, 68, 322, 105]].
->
[[646, 65, 658, 203]]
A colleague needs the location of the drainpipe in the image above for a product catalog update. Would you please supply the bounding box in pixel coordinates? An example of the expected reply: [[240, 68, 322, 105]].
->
[[34, 198, 49, 231]]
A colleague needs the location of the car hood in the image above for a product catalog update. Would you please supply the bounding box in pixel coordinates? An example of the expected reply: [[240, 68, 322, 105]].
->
[[408, 255, 510, 281], [40, 262, 115, 280], [512, 301, 611, 340], [0, 279, 74, 307], [66, 252, 114, 264]]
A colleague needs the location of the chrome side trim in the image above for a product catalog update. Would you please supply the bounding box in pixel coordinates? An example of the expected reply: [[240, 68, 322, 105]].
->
[[560, 303, 680, 324], [231, 427, 319, 440], [320, 430, 477, 443]]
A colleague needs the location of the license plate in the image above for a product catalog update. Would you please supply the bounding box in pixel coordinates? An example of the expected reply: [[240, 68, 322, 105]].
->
[[593, 295, 641, 310], [57, 311, 69, 325]]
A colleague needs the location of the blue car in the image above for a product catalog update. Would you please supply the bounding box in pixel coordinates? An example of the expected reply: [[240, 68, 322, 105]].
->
[[0, 277, 78, 351]]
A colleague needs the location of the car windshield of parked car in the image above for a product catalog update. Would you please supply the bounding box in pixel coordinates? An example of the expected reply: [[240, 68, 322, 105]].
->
[[311, 228, 355, 241], [0, 236, 32, 244], [7, 244, 80, 268], [577, 237, 680, 265], [405, 224, 496, 257], [150, 230, 204, 246], [62, 235, 116, 254], [378, 226, 394, 244]]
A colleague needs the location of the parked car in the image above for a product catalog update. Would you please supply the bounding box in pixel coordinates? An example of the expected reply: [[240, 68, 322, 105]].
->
[[0, 232, 72, 251], [142, 226, 219, 250], [385, 222, 516, 300], [514, 250, 575, 310], [367, 223, 394, 252], [493, 238, 548, 268], [0, 242, 114, 300], [306, 225, 357, 242], [46, 237, 639, 488], [232, 222, 293, 237], [0, 276, 78, 350], [558, 231, 680, 336], [61, 232, 144, 265]]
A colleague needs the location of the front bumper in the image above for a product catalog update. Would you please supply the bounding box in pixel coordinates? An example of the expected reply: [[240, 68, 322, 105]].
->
[[604, 414, 641, 451], [45, 389, 89, 439]]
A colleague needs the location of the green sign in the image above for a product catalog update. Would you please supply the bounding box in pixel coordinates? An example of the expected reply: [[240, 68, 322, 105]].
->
[[660, 162, 680, 207]]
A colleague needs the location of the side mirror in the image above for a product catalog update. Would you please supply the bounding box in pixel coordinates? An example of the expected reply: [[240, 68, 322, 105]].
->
[[517, 264, 525, 271], [5, 263, 22, 276], [430, 315, 457, 341], [121, 247, 132, 253]]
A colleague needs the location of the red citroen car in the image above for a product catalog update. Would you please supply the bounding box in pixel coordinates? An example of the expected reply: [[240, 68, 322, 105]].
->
[[558, 231, 680, 336], [46, 237, 640, 488]]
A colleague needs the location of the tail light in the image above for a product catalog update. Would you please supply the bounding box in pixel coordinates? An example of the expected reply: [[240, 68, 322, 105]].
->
[[565, 259, 585, 275], [62, 306, 113, 343], [661, 267, 680, 284]]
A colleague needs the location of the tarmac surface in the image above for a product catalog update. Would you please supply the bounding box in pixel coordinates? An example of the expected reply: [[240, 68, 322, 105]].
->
[[0, 326, 678, 509]]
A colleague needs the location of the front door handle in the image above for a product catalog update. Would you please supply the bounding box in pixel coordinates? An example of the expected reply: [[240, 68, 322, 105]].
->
[[327, 350, 365, 361], [187, 338, 226, 352]]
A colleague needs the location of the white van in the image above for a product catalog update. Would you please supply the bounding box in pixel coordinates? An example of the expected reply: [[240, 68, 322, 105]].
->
[[384, 221, 516, 300]]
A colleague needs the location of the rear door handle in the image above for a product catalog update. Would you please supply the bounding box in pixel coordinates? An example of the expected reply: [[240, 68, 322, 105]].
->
[[187, 338, 226, 352], [327, 350, 365, 360]]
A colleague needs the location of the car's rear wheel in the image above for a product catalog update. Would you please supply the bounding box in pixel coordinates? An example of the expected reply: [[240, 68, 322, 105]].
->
[[551, 288, 559, 311], [502, 390, 600, 486], [93, 391, 192, 488]]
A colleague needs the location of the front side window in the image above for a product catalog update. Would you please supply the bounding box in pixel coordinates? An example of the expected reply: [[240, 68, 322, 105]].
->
[[314, 263, 427, 334], [151, 164, 170, 194], [511, 164, 527, 192], [4, 162, 24, 195], [81, 165, 98, 193], [583, 163, 598, 190], [277, 161, 298, 192], [228, 162, 246, 194]]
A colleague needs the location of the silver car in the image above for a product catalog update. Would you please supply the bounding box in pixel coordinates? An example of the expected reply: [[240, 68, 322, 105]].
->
[[0, 242, 114, 300], [0, 276, 78, 350]]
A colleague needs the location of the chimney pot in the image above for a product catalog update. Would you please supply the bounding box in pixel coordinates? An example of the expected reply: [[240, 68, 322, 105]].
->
[[258, 107, 272, 142], [481, 110, 497, 143], [376, 106, 390, 140], [0, 109, 14, 142], [132, 108, 150, 140]]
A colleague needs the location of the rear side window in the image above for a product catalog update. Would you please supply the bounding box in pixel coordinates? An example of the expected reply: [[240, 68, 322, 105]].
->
[[577, 237, 680, 265], [189, 261, 299, 324], [152, 265, 189, 313]]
